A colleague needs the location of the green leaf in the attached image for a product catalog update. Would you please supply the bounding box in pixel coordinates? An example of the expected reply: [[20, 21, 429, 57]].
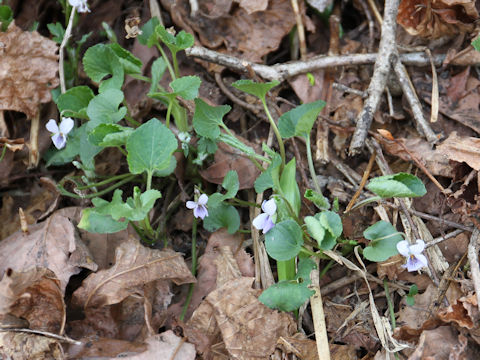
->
[[153, 156, 177, 177], [222, 170, 239, 200], [126, 118, 178, 175], [155, 25, 194, 53], [83, 44, 124, 91], [320, 211, 342, 238], [232, 79, 279, 101], [197, 137, 217, 154], [193, 98, 231, 139], [304, 189, 330, 210], [78, 208, 128, 233], [107, 43, 142, 74], [278, 100, 325, 138], [473, 36, 480, 52], [206, 193, 224, 209], [367, 173, 426, 198], [88, 124, 132, 147], [363, 220, 404, 262], [47, 22, 64, 43], [203, 203, 240, 234], [149, 57, 167, 93], [102, 21, 117, 43], [259, 281, 315, 312], [56, 86, 94, 118], [254, 153, 282, 193], [169, 76, 201, 100], [260, 258, 316, 312], [86, 89, 127, 130], [138, 17, 160, 47], [280, 158, 301, 216], [265, 219, 303, 261], [0, 5, 13, 32]]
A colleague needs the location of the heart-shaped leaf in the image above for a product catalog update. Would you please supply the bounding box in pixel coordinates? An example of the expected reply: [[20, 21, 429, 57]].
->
[[367, 173, 426, 198], [265, 219, 303, 261]]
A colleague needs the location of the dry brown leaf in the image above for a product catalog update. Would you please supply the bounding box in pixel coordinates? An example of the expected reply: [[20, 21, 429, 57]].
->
[[206, 277, 296, 359], [200, 140, 261, 189], [236, 0, 268, 13], [406, 326, 464, 360], [0, 211, 97, 292], [277, 335, 319, 360], [330, 343, 357, 360], [0, 22, 59, 118], [397, 0, 478, 39], [0, 332, 63, 360], [67, 337, 147, 359], [121, 331, 196, 360], [288, 70, 326, 104], [0, 268, 64, 333], [436, 131, 480, 170], [72, 237, 195, 308], [163, 0, 297, 62]]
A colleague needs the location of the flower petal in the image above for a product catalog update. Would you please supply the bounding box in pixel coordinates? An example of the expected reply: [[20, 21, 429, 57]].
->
[[262, 198, 277, 216], [406, 256, 424, 272], [396, 240, 410, 257], [415, 254, 428, 268], [252, 213, 269, 231], [51, 133, 66, 149], [59, 117, 74, 134], [262, 217, 275, 233], [186, 201, 197, 209], [194, 205, 208, 220], [409, 240, 425, 255], [198, 193, 208, 206], [46, 119, 59, 134]]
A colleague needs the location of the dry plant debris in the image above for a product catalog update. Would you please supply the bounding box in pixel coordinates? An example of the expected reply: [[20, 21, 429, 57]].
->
[[0, 22, 59, 118]]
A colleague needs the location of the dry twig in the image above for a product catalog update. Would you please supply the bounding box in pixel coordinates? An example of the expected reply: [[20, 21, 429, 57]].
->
[[468, 228, 480, 311]]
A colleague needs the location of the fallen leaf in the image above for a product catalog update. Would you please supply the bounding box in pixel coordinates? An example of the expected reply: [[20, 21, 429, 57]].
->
[[72, 237, 195, 308], [0, 268, 65, 334], [236, 0, 268, 14], [398, 0, 478, 39], [67, 337, 147, 358], [121, 331, 196, 359], [0, 22, 59, 118], [0, 211, 97, 292], [277, 334, 320, 360], [407, 326, 466, 360], [200, 139, 261, 189], [0, 332, 63, 360], [436, 131, 480, 170]]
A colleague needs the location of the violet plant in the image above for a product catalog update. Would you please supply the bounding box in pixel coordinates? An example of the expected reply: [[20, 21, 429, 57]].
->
[[37, 9, 430, 312]]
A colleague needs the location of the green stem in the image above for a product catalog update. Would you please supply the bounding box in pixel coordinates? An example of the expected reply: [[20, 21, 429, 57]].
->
[[180, 217, 198, 321], [58, 175, 137, 199], [306, 135, 322, 195], [156, 44, 176, 80], [166, 100, 173, 128], [261, 99, 285, 172], [277, 258, 295, 281], [384, 278, 396, 329], [229, 198, 261, 207], [128, 73, 152, 83], [75, 173, 132, 190], [347, 196, 383, 212], [172, 51, 180, 78], [0, 145, 7, 163], [116, 146, 128, 156], [146, 171, 152, 191], [319, 259, 334, 279]]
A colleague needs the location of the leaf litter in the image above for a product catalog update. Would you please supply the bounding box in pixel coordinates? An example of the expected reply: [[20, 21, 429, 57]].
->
[[2, 0, 480, 358]]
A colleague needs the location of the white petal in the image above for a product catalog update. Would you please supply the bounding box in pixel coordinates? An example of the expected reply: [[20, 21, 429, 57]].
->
[[416, 254, 428, 268], [186, 201, 197, 209], [396, 240, 410, 257], [198, 193, 208, 206], [46, 119, 59, 134], [52, 133, 66, 149], [410, 240, 425, 255], [59, 117, 74, 134], [262, 198, 277, 216], [252, 213, 269, 230]]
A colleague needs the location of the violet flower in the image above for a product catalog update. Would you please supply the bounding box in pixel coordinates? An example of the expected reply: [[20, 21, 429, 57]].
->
[[46, 117, 74, 150], [252, 198, 276, 234], [396, 240, 428, 272], [68, 0, 90, 13], [186, 193, 208, 220]]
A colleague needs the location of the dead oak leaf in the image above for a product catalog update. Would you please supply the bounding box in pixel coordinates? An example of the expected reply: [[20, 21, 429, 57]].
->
[[0, 268, 65, 334], [436, 131, 480, 171], [0, 332, 63, 360], [0, 22, 59, 118], [0, 211, 97, 293], [72, 237, 195, 309]]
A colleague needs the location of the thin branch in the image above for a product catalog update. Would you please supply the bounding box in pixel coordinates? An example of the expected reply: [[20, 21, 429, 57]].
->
[[348, 0, 399, 155], [185, 46, 445, 82], [468, 228, 480, 311], [0, 328, 81, 345], [392, 52, 438, 145]]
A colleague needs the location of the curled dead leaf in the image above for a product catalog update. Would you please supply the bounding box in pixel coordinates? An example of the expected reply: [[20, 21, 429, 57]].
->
[[0, 22, 59, 118], [0, 332, 63, 360], [436, 131, 480, 170], [72, 237, 195, 308]]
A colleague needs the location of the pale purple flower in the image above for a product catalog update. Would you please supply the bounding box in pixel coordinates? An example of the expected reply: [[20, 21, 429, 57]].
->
[[252, 198, 276, 234], [46, 117, 74, 150], [68, 0, 90, 13], [397, 240, 428, 272], [186, 193, 208, 219]]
